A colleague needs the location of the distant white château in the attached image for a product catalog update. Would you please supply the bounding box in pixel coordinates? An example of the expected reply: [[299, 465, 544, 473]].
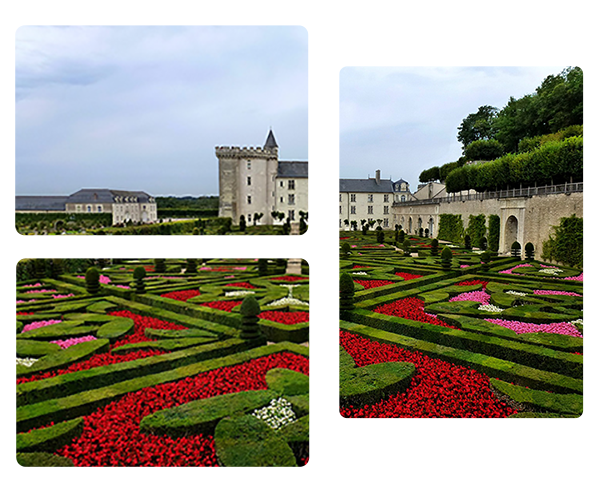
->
[[339, 170, 411, 229], [15, 189, 157, 225], [216, 130, 308, 226]]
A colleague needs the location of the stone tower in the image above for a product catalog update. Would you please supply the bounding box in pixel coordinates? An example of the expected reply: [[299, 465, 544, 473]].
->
[[216, 130, 279, 225]]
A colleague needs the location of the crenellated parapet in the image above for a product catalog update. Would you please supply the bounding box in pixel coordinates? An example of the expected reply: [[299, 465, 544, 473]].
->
[[215, 146, 278, 159]]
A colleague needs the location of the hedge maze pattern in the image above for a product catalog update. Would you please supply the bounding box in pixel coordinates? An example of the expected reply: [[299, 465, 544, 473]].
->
[[16, 258, 309, 466], [339, 233, 582, 418]]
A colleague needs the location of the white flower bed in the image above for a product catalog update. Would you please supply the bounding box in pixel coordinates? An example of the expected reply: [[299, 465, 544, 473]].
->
[[570, 318, 583, 328], [478, 304, 504, 313], [506, 290, 527, 296], [267, 297, 309, 307], [251, 397, 297, 430], [539, 268, 564, 275], [17, 357, 38, 367], [352, 271, 368, 275], [224, 290, 255, 297]]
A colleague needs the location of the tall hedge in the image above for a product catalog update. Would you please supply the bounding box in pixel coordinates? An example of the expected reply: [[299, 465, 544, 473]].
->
[[437, 214, 464, 243], [488, 214, 500, 253], [445, 136, 583, 193], [466, 214, 486, 249], [541, 214, 583, 268]]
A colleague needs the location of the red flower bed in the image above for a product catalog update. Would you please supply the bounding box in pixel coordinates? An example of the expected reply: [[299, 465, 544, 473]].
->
[[270, 276, 308, 282], [17, 350, 164, 385], [17, 312, 35, 315], [199, 300, 242, 312], [352, 265, 369, 269], [354, 279, 394, 289], [17, 311, 188, 384], [160, 289, 201, 302], [395, 272, 423, 281], [374, 297, 458, 329], [457, 279, 489, 287], [224, 282, 257, 289], [52, 352, 308, 466], [340, 331, 515, 418], [259, 311, 309, 324]]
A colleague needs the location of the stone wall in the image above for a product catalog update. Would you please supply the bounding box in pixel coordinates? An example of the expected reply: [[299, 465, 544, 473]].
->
[[392, 192, 583, 257]]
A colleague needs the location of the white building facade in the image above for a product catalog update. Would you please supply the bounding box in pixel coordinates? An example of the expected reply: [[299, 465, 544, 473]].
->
[[216, 130, 308, 226]]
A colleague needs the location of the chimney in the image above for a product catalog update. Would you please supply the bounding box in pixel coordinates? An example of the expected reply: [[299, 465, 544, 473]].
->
[[375, 169, 381, 185]]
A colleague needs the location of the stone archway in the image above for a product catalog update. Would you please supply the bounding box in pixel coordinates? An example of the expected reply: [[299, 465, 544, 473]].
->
[[408, 217, 412, 233], [504, 215, 518, 253], [428, 217, 434, 237], [417, 217, 422, 230]]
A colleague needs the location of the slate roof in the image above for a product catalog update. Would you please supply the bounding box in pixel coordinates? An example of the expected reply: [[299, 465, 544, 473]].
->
[[15, 196, 68, 211], [264, 129, 278, 150], [65, 189, 154, 203], [339, 178, 394, 193], [277, 161, 308, 178]]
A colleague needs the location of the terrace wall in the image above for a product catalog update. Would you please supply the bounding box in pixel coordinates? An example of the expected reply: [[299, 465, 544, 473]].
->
[[392, 191, 583, 256]]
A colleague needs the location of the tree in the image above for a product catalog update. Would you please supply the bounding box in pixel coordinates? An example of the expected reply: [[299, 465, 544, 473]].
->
[[239, 215, 246, 232], [464, 140, 504, 161], [457, 105, 499, 151]]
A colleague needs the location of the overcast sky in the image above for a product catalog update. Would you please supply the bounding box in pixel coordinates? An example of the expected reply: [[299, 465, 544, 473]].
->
[[15, 26, 308, 196], [340, 66, 567, 190]]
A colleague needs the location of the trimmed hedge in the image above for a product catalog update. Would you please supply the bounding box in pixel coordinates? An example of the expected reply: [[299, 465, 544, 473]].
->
[[17, 418, 84, 453]]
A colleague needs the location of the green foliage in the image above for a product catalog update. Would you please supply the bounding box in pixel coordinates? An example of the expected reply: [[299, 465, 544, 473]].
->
[[541, 214, 583, 267], [464, 139, 504, 161], [17, 452, 75, 467], [437, 214, 464, 242], [488, 214, 500, 252], [258, 258, 268, 277], [85, 267, 100, 294], [466, 214, 487, 248], [341, 242, 351, 256], [153, 258, 166, 273], [17, 418, 84, 453], [397, 230, 405, 243], [430, 239, 439, 256], [464, 234, 471, 250], [185, 259, 198, 274], [240, 295, 262, 340], [339, 273, 355, 313], [376, 228, 385, 244], [132, 266, 146, 294], [457, 105, 499, 151], [239, 215, 246, 232], [440, 247, 453, 269], [419, 166, 441, 183]]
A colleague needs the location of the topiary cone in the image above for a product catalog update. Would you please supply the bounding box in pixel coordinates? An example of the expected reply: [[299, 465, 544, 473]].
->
[[85, 267, 100, 294], [240, 295, 263, 340], [340, 273, 355, 313]]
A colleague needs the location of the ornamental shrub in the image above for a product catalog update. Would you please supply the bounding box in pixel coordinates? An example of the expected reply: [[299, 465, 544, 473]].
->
[[464, 234, 471, 249], [441, 247, 452, 270], [511, 241, 521, 258], [258, 259, 268, 276], [85, 267, 100, 295], [398, 230, 405, 243], [154, 259, 166, 273], [133, 266, 146, 294], [402, 241, 411, 257], [186, 259, 198, 274], [341, 242, 351, 256], [418, 228, 424, 238], [339, 273, 355, 313], [239, 215, 246, 232], [481, 250, 492, 271], [240, 295, 263, 340], [362, 224, 368, 236], [430, 239, 439, 256], [376, 229, 385, 244], [525, 242, 535, 260], [467, 214, 486, 249]]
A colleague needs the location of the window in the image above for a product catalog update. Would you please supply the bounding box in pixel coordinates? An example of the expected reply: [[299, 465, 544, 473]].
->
[[247, 195, 252, 204], [288, 194, 295, 205], [384, 194, 389, 202], [247, 161, 251, 170], [280, 181, 284, 187], [248, 214, 252, 222], [368, 194, 374, 203], [350, 206, 356, 214], [76, 205, 82, 212], [97, 205, 103, 212], [247, 176, 251, 186], [288, 180, 295, 190], [401, 195, 406, 202], [339, 194, 342, 202], [350, 194, 356, 202], [368, 206, 373, 214], [383, 218, 389, 227], [339, 205, 342, 214], [288, 210, 295, 220], [383, 206, 389, 214], [280, 196, 284, 203], [87, 205, 92, 213]]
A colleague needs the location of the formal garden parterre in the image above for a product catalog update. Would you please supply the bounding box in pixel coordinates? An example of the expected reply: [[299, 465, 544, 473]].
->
[[16, 258, 309, 466], [339, 230, 582, 418]]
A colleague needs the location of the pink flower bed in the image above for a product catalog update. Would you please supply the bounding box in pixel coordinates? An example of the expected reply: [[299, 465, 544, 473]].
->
[[22, 283, 44, 288], [484, 318, 582, 338], [25, 289, 58, 294], [50, 335, 98, 349], [564, 273, 583, 281], [499, 263, 533, 275], [77, 275, 112, 284], [533, 290, 581, 297], [21, 319, 63, 333], [449, 290, 491, 304], [52, 294, 74, 299]]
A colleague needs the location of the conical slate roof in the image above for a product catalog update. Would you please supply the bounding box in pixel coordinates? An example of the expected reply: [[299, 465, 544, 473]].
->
[[264, 129, 278, 149]]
